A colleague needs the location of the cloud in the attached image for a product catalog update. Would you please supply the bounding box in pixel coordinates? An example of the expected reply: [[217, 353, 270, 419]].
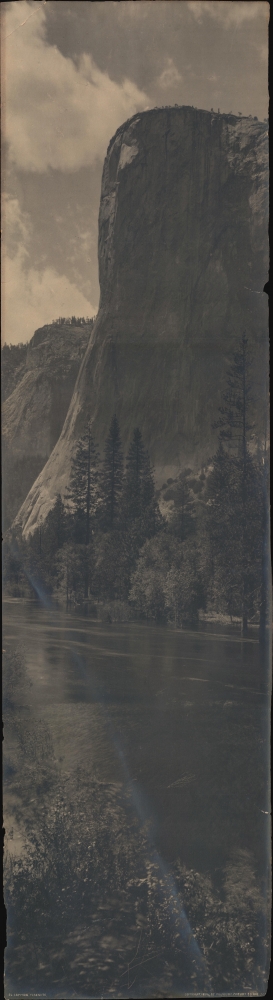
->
[[1, 196, 96, 344], [187, 1, 269, 28], [4, 1, 149, 172], [115, 0, 150, 19], [156, 58, 183, 91], [2, 250, 96, 344], [3, 195, 31, 254]]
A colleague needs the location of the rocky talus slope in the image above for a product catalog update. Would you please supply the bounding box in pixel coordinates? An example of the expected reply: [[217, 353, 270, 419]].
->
[[13, 107, 268, 537]]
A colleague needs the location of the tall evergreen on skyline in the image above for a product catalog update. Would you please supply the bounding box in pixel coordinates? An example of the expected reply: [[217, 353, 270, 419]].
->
[[43, 493, 67, 556], [66, 424, 100, 545], [208, 336, 262, 633], [123, 428, 145, 523], [123, 427, 162, 542], [100, 415, 124, 530], [65, 424, 100, 597], [214, 333, 253, 459], [169, 477, 196, 541]]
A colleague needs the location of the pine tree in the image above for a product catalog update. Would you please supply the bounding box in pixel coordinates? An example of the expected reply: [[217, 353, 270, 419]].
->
[[141, 449, 160, 537], [123, 428, 162, 541], [169, 477, 196, 541], [100, 416, 124, 529], [43, 494, 67, 557], [55, 543, 85, 607], [214, 333, 253, 460], [66, 425, 100, 546], [123, 428, 145, 522], [66, 424, 100, 597], [208, 336, 263, 632]]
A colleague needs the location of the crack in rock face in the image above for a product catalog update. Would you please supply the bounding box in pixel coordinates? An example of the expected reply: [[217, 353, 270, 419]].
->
[[12, 107, 268, 539]]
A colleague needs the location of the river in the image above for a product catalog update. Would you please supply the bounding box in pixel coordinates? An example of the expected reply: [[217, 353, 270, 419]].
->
[[3, 599, 270, 998]]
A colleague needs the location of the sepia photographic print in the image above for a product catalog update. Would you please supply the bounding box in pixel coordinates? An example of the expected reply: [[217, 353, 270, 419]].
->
[[1, 2, 271, 997]]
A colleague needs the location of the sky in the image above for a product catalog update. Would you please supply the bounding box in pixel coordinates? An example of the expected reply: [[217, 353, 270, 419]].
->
[[1, 0, 269, 344]]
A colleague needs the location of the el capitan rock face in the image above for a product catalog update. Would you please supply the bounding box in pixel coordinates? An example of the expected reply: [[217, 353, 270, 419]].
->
[[14, 107, 268, 536]]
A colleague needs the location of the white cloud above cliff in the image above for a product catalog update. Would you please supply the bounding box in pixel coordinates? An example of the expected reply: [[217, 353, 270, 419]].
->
[[4, 1, 148, 172], [1, 196, 95, 344], [2, 248, 96, 344], [187, 1, 269, 28], [1, 0, 268, 344], [156, 58, 183, 91]]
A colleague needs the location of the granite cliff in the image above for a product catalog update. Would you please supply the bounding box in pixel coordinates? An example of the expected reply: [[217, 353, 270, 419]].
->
[[13, 107, 268, 537]]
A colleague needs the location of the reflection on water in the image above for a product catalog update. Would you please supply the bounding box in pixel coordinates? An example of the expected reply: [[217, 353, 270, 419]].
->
[[3, 600, 270, 997]]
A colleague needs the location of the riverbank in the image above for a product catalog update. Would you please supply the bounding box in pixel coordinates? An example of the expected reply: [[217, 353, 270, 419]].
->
[[3, 591, 264, 633], [3, 606, 271, 997]]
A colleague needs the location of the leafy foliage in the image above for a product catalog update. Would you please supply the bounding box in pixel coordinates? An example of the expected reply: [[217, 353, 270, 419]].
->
[[129, 533, 205, 624], [205, 447, 263, 619]]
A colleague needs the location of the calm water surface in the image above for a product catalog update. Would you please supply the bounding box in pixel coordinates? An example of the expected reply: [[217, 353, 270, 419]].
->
[[3, 600, 270, 998]]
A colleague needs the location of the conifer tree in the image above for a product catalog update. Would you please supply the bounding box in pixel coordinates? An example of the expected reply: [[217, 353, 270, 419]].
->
[[100, 415, 124, 529], [66, 424, 100, 546], [55, 542, 85, 607], [66, 424, 100, 597], [207, 336, 263, 632], [44, 494, 67, 556], [123, 428, 162, 540], [123, 428, 144, 522], [169, 477, 196, 541], [215, 333, 253, 460]]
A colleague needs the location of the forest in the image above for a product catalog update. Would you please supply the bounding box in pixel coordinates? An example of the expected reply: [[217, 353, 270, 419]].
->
[[3, 336, 269, 636]]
